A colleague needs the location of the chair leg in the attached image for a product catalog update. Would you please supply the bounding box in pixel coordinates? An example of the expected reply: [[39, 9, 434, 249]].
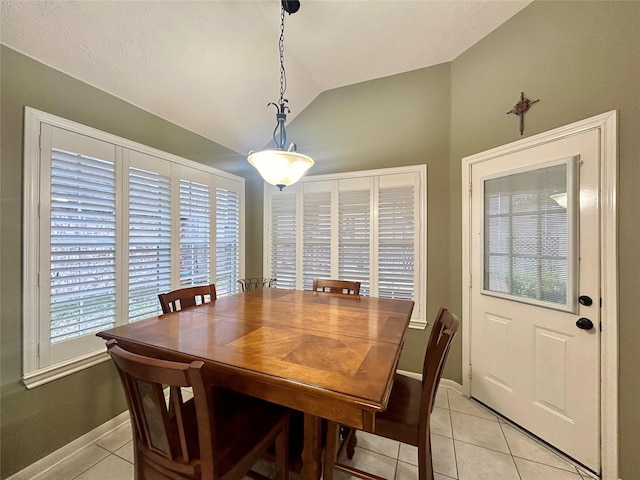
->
[[346, 429, 357, 459], [326, 423, 388, 480], [274, 416, 290, 480], [339, 426, 357, 459], [323, 421, 340, 480], [417, 431, 434, 480]]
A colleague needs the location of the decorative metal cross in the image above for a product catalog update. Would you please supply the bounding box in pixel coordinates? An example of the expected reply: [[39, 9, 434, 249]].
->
[[507, 92, 540, 135]]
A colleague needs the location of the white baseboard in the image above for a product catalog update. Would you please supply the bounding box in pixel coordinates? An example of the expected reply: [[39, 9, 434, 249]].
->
[[7, 411, 130, 480], [439, 378, 463, 394]]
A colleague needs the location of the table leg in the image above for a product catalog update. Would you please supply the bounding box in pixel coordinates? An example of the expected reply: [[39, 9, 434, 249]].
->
[[301, 413, 322, 480]]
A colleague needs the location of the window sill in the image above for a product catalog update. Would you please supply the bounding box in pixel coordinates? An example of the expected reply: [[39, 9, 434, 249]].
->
[[22, 349, 111, 389]]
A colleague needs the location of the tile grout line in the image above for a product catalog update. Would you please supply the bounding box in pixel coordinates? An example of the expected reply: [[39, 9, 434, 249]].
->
[[450, 392, 592, 479], [112, 445, 134, 465], [69, 449, 113, 480], [32, 443, 112, 480], [444, 390, 460, 480], [498, 420, 523, 480], [498, 414, 590, 477], [390, 441, 400, 480]]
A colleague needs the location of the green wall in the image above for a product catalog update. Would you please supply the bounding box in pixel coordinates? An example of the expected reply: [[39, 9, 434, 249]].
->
[[448, 2, 639, 478], [0, 45, 246, 478]]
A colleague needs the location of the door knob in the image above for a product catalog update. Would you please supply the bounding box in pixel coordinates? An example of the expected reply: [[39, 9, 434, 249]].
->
[[578, 295, 593, 306], [576, 318, 594, 330]]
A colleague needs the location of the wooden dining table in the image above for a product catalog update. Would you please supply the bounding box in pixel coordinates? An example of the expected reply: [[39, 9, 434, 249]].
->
[[97, 288, 414, 480]]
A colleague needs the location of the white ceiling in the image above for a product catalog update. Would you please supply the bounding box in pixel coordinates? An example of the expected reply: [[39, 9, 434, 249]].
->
[[1, 0, 532, 154]]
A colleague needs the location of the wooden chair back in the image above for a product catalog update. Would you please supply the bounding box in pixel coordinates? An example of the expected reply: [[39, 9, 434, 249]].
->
[[107, 338, 290, 480], [420, 307, 460, 431], [158, 284, 217, 314], [106, 339, 214, 478], [238, 278, 276, 292], [311, 279, 361, 295]]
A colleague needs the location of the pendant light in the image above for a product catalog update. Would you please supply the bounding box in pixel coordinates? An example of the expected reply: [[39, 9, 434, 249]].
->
[[247, 0, 313, 191]]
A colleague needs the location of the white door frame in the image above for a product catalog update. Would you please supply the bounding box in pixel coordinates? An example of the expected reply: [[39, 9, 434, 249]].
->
[[461, 111, 618, 479]]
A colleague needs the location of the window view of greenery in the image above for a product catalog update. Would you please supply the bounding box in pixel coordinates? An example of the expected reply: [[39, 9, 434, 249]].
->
[[484, 164, 569, 306]]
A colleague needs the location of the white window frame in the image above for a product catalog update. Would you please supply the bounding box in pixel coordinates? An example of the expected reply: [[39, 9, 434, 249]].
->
[[23, 107, 245, 388], [263, 165, 427, 328]]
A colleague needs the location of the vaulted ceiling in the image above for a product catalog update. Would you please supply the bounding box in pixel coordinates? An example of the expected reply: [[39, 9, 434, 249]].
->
[[1, 1, 532, 154]]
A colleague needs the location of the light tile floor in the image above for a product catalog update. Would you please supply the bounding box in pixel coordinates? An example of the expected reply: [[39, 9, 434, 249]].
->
[[30, 388, 599, 480]]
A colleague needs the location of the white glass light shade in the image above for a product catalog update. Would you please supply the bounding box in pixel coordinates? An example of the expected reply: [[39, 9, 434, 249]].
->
[[248, 149, 314, 190]]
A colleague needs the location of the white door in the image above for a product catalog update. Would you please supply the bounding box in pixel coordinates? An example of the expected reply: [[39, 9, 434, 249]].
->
[[469, 128, 600, 472]]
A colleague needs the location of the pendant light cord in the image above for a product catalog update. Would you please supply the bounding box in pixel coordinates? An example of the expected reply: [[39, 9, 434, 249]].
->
[[278, 7, 287, 107], [269, 6, 290, 149]]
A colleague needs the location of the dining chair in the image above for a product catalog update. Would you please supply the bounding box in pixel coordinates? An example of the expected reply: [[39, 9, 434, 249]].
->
[[158, 284, 217, 314], [311, 279, 361, 295], [238, 278, 277, 292], [323, 307, 460, 480], [106, 339, 290, 480]]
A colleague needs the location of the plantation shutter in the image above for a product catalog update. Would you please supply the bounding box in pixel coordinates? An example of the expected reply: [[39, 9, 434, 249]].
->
[[128, 154, 171, 322], [215, 183, 240, 296], [26, 113, 247, 381], [49, 148, 117, 344], [180, 178, 211, 287], [302, 183, 332, 290], [263, 166, 425, 325], [338, 179, 372, 295], [270, 192, 297, 289], [377, 174, 417, 301]]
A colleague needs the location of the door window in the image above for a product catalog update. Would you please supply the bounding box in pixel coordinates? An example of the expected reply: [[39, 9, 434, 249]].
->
[[482, 159, 578, 311]]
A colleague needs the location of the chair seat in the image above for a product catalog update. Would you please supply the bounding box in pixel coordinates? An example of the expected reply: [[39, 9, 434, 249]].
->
[[374, 373, 422, 446]]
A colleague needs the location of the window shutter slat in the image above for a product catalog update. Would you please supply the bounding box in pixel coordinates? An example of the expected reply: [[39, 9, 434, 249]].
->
[[303, 191, 332, 290], [215, 187, 240, 296], [128, 166, 171, 322], [270, 194, 297, 289], [338, 189, 371, 295], [50, 149, 116, 343], [180, 179, 211, 287], [378, 186, 415, 301]]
